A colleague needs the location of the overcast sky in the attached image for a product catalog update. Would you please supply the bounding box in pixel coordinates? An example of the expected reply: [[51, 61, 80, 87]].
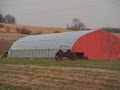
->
[[0, 0, 120, 29]]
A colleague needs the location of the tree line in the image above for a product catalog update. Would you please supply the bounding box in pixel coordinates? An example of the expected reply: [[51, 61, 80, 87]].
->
[[101, 27, 120, 33], [0, 13, 16, 24]]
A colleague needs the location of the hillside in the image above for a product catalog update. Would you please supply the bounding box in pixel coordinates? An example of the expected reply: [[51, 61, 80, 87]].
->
[[0, 23, 72, 34], [0, 33, 27, 40], [0, 23, 73, 55]]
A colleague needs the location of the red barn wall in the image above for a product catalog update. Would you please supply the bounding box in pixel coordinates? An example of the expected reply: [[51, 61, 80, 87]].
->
[[72, 30, 120, 60]]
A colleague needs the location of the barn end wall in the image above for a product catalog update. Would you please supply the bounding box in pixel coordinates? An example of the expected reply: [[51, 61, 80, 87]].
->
[[72, 30, 120, 60]]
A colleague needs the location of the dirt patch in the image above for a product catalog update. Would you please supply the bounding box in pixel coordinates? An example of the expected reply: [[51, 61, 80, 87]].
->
[[0, 64, 120, 90]]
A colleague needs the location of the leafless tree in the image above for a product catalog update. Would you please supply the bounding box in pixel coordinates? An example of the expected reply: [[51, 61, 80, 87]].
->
[[0, 13, 3, 23], [67, 18, 86, 30], [3, 14, 16, 24]]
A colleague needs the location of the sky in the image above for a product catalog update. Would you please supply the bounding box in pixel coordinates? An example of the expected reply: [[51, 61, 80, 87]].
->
[[0, 0, 120, 29]]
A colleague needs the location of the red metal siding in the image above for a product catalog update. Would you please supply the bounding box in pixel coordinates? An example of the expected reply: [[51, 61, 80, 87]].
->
[[72, 30, 120, 60]]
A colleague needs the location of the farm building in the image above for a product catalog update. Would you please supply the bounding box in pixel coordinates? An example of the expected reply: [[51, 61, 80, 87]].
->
[[8, 30, 120, 60]]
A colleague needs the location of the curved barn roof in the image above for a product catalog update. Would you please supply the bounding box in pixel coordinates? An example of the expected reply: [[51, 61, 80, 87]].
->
[[10, 30, 96, 50]]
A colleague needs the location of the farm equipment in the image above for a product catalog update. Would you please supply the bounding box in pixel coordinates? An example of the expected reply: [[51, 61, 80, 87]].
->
[[1, 52, 8, 58], [55, 46, 88, 60]]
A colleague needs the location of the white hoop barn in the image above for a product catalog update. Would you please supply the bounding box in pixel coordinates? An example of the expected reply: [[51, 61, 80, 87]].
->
[[8, 30, 120, 60]]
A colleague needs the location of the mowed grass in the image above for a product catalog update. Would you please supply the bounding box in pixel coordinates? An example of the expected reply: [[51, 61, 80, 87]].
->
[[0, 58, 120, 90]]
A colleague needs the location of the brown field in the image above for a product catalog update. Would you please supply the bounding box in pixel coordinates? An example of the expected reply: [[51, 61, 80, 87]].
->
[[0, 23, 72, 34], [0, 39, 15, 54], [0, 33, 27, 40], [0, 64, 120, 90]]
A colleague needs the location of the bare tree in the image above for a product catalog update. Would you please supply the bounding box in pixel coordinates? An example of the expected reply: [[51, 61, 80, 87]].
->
[[78, 22, 86, 30], [73, 18, 80, 26], [67, 18, 86, 30], [0, 13, 3, 23], [3, 14, 16, 24]]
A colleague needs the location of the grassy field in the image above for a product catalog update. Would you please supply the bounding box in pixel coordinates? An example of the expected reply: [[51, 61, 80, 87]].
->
[[0, 58, 120, 90], [0, 58, 120, 70]]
